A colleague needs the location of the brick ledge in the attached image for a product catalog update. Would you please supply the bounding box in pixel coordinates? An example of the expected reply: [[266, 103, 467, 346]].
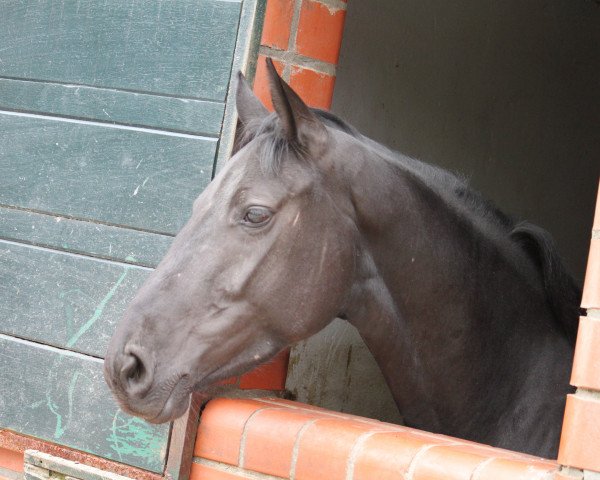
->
[[192, 397, 559, 480]]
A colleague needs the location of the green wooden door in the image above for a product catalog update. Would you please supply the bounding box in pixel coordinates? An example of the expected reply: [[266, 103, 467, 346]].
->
[[0, 0, 263, 473]]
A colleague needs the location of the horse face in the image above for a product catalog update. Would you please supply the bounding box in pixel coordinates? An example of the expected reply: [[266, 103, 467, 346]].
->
[[104, 61, 357, 423]]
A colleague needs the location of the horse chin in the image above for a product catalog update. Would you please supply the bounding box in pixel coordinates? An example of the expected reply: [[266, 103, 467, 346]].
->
[[192, 343, 284, 394], [145, 379, 193, 424]]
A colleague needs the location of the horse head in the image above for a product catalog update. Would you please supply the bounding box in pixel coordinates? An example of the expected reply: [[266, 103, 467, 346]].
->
[[104, 59, 358, 423]]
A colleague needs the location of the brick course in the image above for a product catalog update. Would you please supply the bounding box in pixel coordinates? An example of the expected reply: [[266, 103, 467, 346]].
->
[[191, 397, 561, 480]]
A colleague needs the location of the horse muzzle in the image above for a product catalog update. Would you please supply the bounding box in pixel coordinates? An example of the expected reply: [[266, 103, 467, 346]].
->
[[104, 342, 191, 423]]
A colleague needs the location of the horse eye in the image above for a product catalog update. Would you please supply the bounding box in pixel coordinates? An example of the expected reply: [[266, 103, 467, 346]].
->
[[243, 207, 272, 226]]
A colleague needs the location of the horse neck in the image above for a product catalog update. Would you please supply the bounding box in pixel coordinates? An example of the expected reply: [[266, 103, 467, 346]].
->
[[341, 143, 573, 447]]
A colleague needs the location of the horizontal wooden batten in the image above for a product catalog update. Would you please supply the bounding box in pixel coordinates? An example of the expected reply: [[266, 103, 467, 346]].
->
[[0, 208, 173, 268], [0, 0, 241, 102], [0, 78, 225, 136], [0, 112, 213, 235], [0, 334, 170, 473], [0, 241, 150, 358]]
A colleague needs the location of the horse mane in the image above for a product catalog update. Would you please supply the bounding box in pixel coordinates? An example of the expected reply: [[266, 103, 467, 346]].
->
[[237, 109, 581, 340], [510, 223, 581, 341]]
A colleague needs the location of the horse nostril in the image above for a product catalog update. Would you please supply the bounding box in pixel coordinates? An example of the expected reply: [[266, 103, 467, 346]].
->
[[119, 346, 154, 397], [121, 353, 144, 383]]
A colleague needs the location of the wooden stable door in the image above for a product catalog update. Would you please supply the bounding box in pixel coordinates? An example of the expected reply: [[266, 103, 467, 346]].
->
[[0, 0, 262, 475]]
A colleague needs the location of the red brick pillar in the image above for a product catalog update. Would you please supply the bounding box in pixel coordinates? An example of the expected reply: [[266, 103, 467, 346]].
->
[[558, 181, 600, 478], [253, 0, 347, 110]]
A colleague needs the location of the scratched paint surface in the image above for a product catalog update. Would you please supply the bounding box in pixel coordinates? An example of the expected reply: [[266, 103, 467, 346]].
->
[[0, 334, 169, 472], [0, 208, 173, 268], [108, 413, 167, 464], [0, 241, 150, 358], [0, 113, 215, 235], [0, 0, 254, 474], [0, 0, 242, 102], [0, 77, 226, 136]]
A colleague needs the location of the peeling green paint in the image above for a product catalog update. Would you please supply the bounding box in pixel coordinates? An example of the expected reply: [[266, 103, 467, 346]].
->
[[66, 371, 91, 433], [0, 0, 259, 472], [44, 356, 69, 440], [66, 268, 129, 348], [46, 391, 65, 439], [59, 288, 93, 339], [29, 399, 44, 409], [108, 411, 165, 471]]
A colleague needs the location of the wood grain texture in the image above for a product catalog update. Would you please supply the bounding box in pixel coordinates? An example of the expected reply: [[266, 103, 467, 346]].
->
[[0, 241, 150, 358], [0, 208, 173, 268], [0, 112, 215, 235], [0, 335, 170, 472], [0, 78, 225, 136], [0, 0, 241, 102]]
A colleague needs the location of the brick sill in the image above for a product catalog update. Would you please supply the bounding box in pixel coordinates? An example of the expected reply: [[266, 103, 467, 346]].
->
[[193, 397, 559, 480]]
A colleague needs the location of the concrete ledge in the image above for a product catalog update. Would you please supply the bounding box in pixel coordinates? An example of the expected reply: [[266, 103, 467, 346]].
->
[[24, 451, 134, 480]]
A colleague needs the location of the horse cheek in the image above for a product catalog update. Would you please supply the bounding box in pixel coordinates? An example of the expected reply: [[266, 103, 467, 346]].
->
[[296, 239, 354, 339]]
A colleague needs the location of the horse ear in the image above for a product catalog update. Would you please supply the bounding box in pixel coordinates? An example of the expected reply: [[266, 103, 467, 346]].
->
[[236, 71, 268, 127], [265, 58, 327, 155], [234, 71, 269, 154]]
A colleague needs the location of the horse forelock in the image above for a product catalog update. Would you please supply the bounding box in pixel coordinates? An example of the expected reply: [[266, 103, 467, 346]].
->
[[237, 112, 309, 175], [237, 108, 363, 176]]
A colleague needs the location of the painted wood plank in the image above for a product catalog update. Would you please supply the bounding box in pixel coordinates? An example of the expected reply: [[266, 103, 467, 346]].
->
[[0, 78, 225, 136], [0, 334, 170, 472], [0, 208, 173, 268], [0, 112, 214, 235], [0, 241, 150, 358], [0, 0, 241, 102]]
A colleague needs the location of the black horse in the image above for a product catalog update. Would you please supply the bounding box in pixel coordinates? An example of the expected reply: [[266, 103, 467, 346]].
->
[[104, 59, 580, 458]]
